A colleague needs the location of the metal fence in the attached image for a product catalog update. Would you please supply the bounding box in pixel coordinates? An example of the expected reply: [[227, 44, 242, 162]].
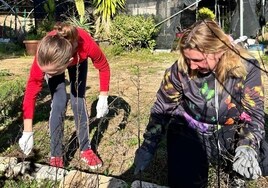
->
[[0, 0, 35, 40], [126, 0, 236, 49]]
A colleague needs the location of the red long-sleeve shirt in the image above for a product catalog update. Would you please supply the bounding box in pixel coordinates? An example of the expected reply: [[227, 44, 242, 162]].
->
[[22, 28, 110, 119]]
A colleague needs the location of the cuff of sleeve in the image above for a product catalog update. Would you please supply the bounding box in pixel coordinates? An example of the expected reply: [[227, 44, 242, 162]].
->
[[141, 140, 158, 155], [237, 138, 258, 153]]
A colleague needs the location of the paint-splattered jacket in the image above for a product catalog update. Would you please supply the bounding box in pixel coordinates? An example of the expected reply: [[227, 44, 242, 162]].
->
[[144, 59, 265, 152]]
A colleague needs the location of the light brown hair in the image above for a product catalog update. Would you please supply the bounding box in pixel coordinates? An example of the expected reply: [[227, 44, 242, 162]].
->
[[37, 34, 73, 68], [178, 20, 252, 86], [53, 22, 78, 45], [37, 22, 78, 68]]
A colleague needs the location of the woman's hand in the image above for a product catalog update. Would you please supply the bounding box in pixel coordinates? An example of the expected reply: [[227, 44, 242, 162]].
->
[[96, 95, 109, 118], [19, 131, 34, 155], [233, 146, 262, 179]]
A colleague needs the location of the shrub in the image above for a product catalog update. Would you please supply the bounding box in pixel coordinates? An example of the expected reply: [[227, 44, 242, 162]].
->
[[0, 72, 25, 127], [110, 14, 159, 50], [0, 43, 24, 58]]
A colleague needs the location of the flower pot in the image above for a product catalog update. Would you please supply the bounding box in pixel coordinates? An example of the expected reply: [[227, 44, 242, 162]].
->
[[23, 40, 40, 56]]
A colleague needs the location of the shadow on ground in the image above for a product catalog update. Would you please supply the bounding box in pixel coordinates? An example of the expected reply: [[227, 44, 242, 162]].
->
[[64, 95, 131, 163]]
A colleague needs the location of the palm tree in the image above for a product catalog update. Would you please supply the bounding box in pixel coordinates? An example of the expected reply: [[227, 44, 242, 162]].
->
[[93, 0, 125, 40]]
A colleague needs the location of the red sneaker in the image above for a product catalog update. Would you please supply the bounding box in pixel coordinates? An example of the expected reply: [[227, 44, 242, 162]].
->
[[50, 157, 63, 168], [81, 149, 102, 170]]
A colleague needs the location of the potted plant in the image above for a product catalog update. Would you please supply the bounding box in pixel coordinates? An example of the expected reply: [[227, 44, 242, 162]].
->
[[23, 20, 43, 56], [23, 31, 42, 56], [23, 0, 56, 56]]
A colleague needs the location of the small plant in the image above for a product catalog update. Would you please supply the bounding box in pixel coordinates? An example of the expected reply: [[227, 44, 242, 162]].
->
[[24, 32, 42, 40], [36, 19, 55, 38], [64, 14, 95, 34], [24, 20, 42, 40], [197, 7, 216, 21]]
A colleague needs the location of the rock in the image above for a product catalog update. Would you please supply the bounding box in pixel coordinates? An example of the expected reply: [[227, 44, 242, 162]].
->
[[0, 157, 17, 172], [131, 180, 169, 188], [13, 162, 66, 181], [59, 170, 128, 188]]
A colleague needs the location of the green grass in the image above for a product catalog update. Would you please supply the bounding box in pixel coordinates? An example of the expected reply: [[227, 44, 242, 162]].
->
[[101, 44, 178, 64], [2, 179, 59, 188]]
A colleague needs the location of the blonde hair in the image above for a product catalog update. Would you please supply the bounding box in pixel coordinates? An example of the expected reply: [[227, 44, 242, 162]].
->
[[178, 20, 252, 87], [37, 22, 78, 68]]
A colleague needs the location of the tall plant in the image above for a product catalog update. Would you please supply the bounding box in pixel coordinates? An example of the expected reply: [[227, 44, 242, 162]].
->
[[74, 0, 85, 24], [71, 0, 94, 33], [44, 0, 56, 21], [93, 0, 126, 40]]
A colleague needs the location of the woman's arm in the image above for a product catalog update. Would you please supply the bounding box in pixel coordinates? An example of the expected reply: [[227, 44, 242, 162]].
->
[[22, 57, 44, 122], [238, 59, 265, 150]]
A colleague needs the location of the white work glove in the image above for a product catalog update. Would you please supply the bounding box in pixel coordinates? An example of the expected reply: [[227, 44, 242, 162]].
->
[[233, 146, 262, 180], [19, 131, 34, 156], [96, 95, 109, 118]]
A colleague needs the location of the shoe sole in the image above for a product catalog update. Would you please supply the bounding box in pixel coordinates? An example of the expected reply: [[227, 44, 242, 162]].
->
[[81, 158, 102, 170]]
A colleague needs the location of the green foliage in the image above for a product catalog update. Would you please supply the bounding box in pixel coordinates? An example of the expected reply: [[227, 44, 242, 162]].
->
[[93, 0, 126, 40], [37, 20, 55, 38], [25, 20, 54, 40], [110, 44, 124, 56], [0, 43, 24, 58], [43, 0, 56, 21], [24, 32, 42, 40], [197, 7, 216, 21], [62, 0, 94, 34], [110, 14, 159, 50], [24, 20, 42, 40], [0, 73, 25, 126], [24, 0, 55, 41], [127, 137, 139, 147], [3, 178, 58, 188], [93, 0, 125, 21], [65, 14, 95, 34], [75, 0, 85, 23]]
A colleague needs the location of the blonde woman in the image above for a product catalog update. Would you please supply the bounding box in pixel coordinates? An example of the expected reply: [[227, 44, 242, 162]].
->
[[134, 20, 268, 187], [19, 22, 110, 169]]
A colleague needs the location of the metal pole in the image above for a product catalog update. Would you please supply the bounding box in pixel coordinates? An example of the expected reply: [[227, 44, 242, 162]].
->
[[240, 0, 243, 37], [155, 0, 202, 27]]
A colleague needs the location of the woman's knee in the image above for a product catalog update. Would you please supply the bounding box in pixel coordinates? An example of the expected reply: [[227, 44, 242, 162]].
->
[[51, 96, 68, 112]]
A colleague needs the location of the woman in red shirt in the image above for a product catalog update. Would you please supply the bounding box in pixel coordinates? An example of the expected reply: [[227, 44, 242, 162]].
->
[[19, 22, 110, 169]]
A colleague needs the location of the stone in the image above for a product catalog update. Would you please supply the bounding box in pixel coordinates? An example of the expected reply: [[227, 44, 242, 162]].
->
[[59, 170, 128, 188], [131, 180, 169, 188], [0, 157, 17, 172], [12, 162, 66, 181]]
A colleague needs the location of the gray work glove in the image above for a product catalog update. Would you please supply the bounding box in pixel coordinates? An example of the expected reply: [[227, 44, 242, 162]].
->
[[134, 146, 154, 175], [232, 146, 262, 179]]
